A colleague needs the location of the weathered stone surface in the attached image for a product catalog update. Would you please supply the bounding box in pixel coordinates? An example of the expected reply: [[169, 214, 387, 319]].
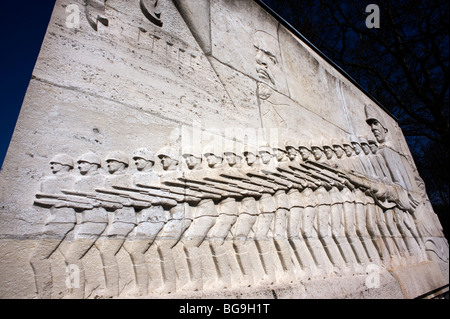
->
[[0, 0, 448, 299]]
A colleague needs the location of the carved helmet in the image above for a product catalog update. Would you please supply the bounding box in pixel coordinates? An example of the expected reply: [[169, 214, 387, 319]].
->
[[358, 136, 369, 146], [350, 136, 361, 147], [340, 137, 353, 148], [106, 151, 129, 166], [296, 140, 310, 151], [157, 146, 178, 160], [50, 154, 74, 168], [309, 140, 323, 151], [258, 145, 273, 155], [203, 143, 223, 158], [133, 148, 155, 163], [284, 139, 298, 151], [272, 144, 287, 154], [182, 149, 202, 159], [331, 138, 343, 149], [367, 137, 378, 147], [321, 139, 333, 149], [223, 141, 243, 159], [77, 152, 101, 166], [243, 144, 259, 157], [365, 103, 388, 132]]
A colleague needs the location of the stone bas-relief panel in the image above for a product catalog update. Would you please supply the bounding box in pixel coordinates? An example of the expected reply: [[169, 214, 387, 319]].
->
[[25, 131, 450, 298], [0, 0, 448, 299]]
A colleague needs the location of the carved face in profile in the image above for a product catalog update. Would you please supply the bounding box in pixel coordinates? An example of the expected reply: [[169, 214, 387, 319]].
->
[[78, 161, 98, 175], [323, 146, 334, 160], [259, 151, 272, 164], [134, 157, 152, 171], [274, 149, 287, 162], [333, 145, 345, 158], [286, 147, 298, 161], [206, 154, 221, 168], [369, 142, 378, 154], [107, 160, 124, 174], [352, 143, 362, 155], [244, 152, 258, 165], [298, 147, 311, 161], [160, 156, 175, 170], [184, 155, 201, 170], [254, 31, 281, 88], [370, 120, 387, 143], [360, 142, 371, 155], [50, 163, 69, 175], [311, 147, 323, 161], [343, 144, 354, 157], [224, 152, 238, 166]]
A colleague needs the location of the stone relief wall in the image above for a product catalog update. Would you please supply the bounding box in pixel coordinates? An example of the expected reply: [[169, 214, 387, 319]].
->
[[0, 0, 448, 298]]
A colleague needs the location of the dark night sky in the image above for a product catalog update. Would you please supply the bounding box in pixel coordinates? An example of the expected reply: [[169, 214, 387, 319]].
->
[[0, 1, 56, 169]]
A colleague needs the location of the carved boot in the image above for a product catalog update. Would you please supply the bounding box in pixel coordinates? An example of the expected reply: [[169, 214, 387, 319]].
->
[[288, 236, 317, 280], [233, 240, 254, 287], [182, 245, 203, 291], [305, 237, 333, 279], [198, 241, 217, 290], [146, 245, 165, 294], [274, 238, 296, 283], [255, 240, 277, 285], [210, 240, 232, 289]]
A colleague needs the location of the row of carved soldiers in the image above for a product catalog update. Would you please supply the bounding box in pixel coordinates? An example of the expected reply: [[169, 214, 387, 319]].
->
[[36, 135, 403, 189], [29, 137, 440, 298]]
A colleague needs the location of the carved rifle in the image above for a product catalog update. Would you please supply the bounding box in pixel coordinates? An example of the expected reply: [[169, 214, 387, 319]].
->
[[95, 188, 177, 208], [60, 189, 125, 210], [303, 160, 347, 176], [260, 169, 308, 189], [34, 192, 97, 210], [178, 177, 259, 199], [301, 161, 348, 182], [162, 180, 223, 201], [219, 173, 278, 194], [275, 167, 321, 188], [246, 171, 291, 190], [302, 161, 358, 191], [113, 184, 195, 204], [202, 176, 264, 196], [288, 165, 337, 190]]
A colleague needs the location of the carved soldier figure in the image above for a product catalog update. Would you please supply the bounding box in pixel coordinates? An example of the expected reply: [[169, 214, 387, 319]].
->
[[357, 137, 394, 265], [255, 145, 293, 284], [203, 144, 244, 289], [265, 145, 299, 282], [95, 151, 136, 298], [179, 145, 221, 291], [322, 140, 358, 275], [365, 105, 426, 265], [360, 139, 404, 268], [30, 154, 76, 298], [337, 139, 373, 271], [365, 104, 413, 190], [223, 145, 267, 286], [309, 140, 346, 276], [58, 152, 108, 298], [122, 148, 167, 296], [367, 138, 391, 182], [273, 141, 317, 280], [349, 137, 382, 267], [295, 141, 334, 278], [354, 137, 377, 178], [152, 146, 188, 293]]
